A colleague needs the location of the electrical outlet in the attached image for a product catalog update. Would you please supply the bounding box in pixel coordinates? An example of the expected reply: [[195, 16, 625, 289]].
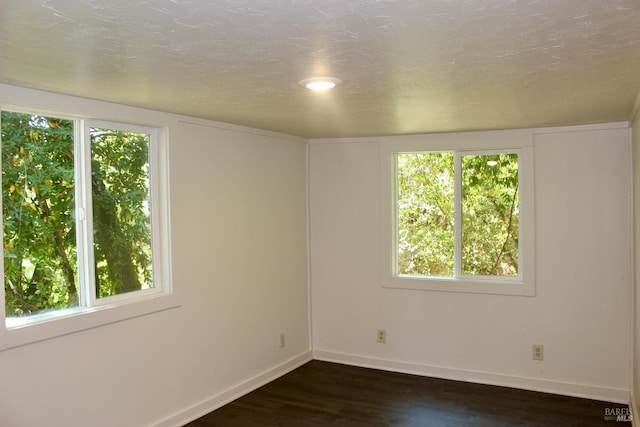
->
[[279, 332, 286, 348], [377, 329, 386, 344], [532, 344, 544, 361]]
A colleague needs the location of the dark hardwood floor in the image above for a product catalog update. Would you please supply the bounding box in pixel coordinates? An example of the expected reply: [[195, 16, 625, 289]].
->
[[185, 360, 631, 427]]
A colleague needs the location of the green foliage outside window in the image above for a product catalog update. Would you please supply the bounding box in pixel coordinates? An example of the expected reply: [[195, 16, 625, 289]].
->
[[2, 113, 77, 315], [2, 112, 153, 317], [90, 128, 153, 298], [396, 151, 519, 278], [397, 152, 454, 276], [461, 153, 519, 276]]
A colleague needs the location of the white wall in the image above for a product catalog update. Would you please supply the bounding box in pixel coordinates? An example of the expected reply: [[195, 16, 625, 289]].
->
[[310, 124, 632, 403], [0, 85, 311, 427], [0, 82, 633, 426], [631, 91, 640, 412]]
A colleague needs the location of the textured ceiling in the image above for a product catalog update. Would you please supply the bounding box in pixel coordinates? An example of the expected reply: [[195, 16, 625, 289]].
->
[[1, 0, 640, 138]]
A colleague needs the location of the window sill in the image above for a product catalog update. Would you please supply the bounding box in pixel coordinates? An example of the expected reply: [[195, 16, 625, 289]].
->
[[385, 275, 535, 297], [2, 293, 180, 350]]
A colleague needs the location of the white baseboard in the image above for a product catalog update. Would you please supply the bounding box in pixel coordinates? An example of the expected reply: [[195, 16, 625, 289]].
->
[[313, 349, 630, 404], [154, 350, 313, 427]]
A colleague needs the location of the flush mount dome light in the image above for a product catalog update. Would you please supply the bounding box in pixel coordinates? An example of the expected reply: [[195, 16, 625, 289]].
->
[[299, 77, 342, 91]]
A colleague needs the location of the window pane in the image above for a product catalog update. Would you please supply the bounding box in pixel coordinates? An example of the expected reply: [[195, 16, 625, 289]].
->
[[396, 152, 454, 277], [90, 128, 153, 298], [2, 112, 78, 317], [461, 153, 519, 276]]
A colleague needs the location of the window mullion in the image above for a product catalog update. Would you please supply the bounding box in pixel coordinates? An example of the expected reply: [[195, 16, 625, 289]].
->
[[75, 120, 97, 307], [454, 152, 462, 278], [392, 154, 400, 276]]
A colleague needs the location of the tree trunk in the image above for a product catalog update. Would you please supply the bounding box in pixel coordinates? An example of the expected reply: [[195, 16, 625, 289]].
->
[[91, 159, 141, 296], [38, 196, 78, 305]]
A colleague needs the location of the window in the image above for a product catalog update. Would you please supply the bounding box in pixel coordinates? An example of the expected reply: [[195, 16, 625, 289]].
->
[[381, 136, 534, 296], [1, 110, 174, 348], [397, 150, 519, 278]]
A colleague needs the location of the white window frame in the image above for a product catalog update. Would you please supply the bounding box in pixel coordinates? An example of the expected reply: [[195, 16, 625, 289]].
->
[[380, 133, 535, 296], [0, 110, 176, 350], [80, 120, 165, 307]]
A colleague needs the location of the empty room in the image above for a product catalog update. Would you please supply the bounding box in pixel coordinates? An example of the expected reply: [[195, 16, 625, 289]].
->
[[1, 1, 640, 426]]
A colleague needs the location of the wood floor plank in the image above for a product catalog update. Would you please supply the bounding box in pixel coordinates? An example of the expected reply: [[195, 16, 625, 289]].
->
[[185, 360, 631, 426]]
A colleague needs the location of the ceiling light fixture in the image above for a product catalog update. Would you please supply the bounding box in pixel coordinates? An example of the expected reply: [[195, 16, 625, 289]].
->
[[299, 77, 342, 91]]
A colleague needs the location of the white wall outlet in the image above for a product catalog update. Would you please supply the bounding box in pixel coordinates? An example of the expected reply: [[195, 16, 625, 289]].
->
[[377, 329, 386, 344], [532, 344, 544, 361], [279, 332, 286, 348]]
